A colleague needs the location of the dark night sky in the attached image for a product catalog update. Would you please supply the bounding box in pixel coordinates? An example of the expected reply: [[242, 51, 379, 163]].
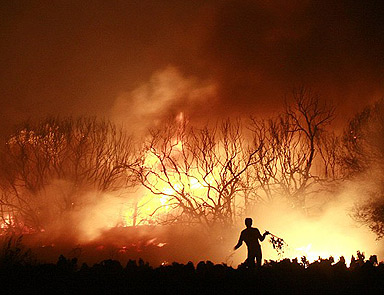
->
[[1, 0, 384, 136]]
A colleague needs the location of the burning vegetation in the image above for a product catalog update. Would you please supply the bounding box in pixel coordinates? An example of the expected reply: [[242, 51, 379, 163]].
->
[[0, 89, 383, 266]]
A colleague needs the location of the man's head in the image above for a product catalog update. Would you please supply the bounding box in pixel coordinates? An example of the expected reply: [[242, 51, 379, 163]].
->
[[245, 218, 252, 228]]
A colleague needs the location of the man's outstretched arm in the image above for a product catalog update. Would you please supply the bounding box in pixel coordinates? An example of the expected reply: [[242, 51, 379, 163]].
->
[[234, 235, 243, 250], [259, 230, 270, 242]]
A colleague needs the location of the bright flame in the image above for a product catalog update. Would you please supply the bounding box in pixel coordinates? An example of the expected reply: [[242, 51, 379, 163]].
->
[[118, 125, 219, 227], [249, 195, 383, 267], [0, 214, 15, 230]]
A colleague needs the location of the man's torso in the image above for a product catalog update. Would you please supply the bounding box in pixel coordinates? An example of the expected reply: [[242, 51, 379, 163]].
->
[[241, 228, 261, 248]]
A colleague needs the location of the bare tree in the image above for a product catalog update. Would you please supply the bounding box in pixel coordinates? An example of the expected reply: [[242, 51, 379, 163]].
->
[[249, 88, 336, 210], [317, 131, 343, 180], [134, 119, 262, 228], [134, 89, 337, 226], [353, 195, 384, 239], [341, 99, 384, 178], [0, 117, 136, 233], [342, 99, 384, 239]]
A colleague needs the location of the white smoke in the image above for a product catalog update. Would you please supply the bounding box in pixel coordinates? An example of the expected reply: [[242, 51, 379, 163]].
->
[[110, 66, 217, 136]]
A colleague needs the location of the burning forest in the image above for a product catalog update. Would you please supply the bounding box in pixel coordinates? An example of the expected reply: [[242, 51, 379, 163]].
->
[[0, 90, 383, 269], [2, 1, 384, 292]]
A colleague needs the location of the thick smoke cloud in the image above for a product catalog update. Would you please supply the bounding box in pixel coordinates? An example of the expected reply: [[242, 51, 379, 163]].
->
[[1, 0, 384, 136], [195, 0, 384, 118], [110, 66, 217, 134]]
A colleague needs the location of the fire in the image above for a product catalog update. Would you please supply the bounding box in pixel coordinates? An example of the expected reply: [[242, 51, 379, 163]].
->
[[108, 113, 382, 266], [1, 113, 382, 267], [255, 199, 382, 267], [118, 130, 219, 227], [287, 229, 378, 266], [0, 214, 15, 230], [0, 213, 35, 235]]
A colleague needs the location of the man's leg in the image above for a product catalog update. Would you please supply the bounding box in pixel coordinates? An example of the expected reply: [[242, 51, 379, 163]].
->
[[255, 247, 262, 267], [247, 249, 256, 269]]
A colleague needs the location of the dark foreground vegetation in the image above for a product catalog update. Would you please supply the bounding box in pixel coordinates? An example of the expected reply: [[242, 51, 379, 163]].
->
[[1, 253, 384, 294]]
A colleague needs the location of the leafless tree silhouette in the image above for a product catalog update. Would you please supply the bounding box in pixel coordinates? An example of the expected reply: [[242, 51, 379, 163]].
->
[[134, 119, 262, 228], [343, 99, 384, 239], [248, 88, 336, 210], [0, 117, 136, 233]]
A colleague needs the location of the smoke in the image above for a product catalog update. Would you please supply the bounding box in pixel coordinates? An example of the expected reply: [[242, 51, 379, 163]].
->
[[110, 66, 217, 135], [195, 0, 384, 118], [29, 180, 133, 243], [17, 175, 383, 267], [1, 0, 384, 136]]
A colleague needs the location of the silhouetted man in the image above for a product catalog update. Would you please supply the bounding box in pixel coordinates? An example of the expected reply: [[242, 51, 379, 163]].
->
[[234, 218, 269, 268]]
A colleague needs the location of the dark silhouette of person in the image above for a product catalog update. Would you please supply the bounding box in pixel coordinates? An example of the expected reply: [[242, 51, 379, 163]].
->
[[234, 218, 269, 268]]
